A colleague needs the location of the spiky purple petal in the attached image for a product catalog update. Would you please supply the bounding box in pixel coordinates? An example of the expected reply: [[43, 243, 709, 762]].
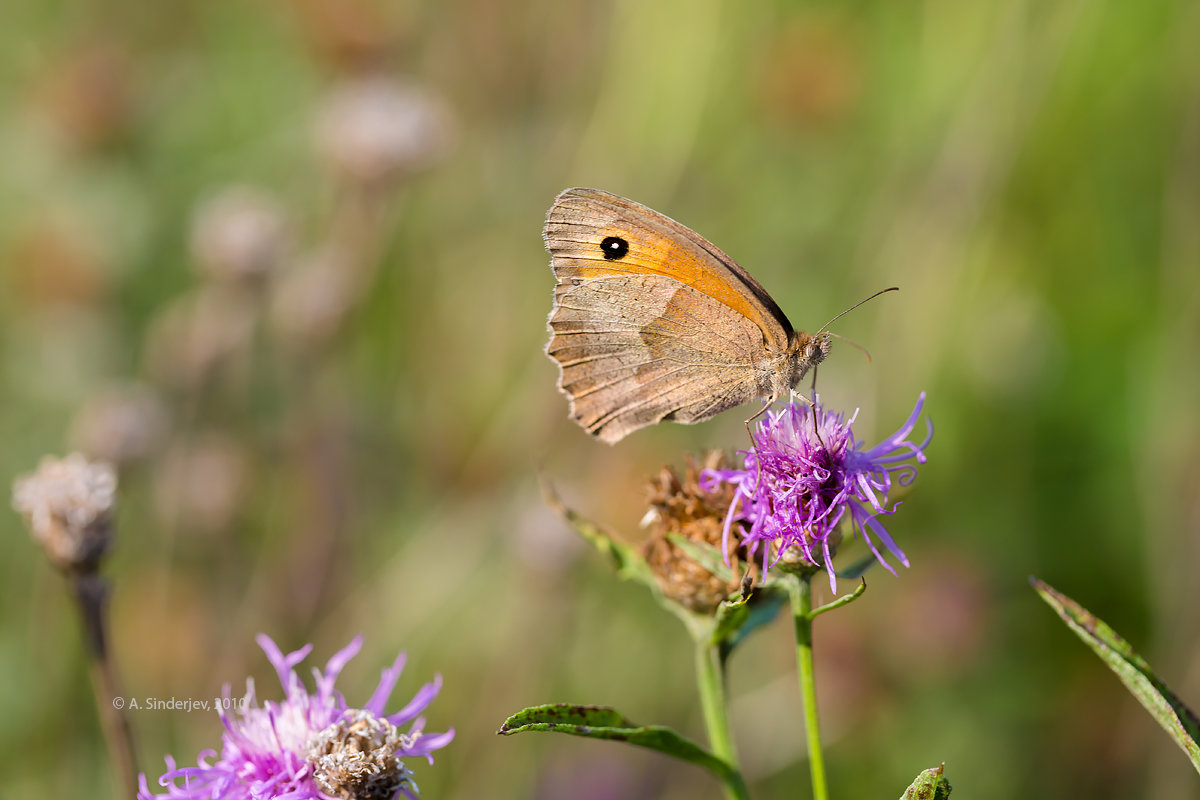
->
[[702, 393, 931, 591]]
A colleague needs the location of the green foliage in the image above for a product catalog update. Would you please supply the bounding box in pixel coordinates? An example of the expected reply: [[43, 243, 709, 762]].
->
[[498, 703, 740, 785], [1033, 578, 1200, 774], [900, 764, 953, 800]]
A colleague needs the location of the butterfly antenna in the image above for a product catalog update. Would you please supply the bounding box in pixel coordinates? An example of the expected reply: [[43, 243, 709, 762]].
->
[[826, 332, 873, 363], [814, 286, 899, 336]]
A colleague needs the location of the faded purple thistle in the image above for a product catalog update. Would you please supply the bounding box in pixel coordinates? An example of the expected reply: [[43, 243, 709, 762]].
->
[[702, 393, 931, 591], [139, 635, 453, 800]]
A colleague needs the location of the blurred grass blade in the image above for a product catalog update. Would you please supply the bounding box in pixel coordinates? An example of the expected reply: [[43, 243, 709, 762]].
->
[[1032, 577, 1200, 773], [498, 704, 740, 782], [900, 764, 952, 799]]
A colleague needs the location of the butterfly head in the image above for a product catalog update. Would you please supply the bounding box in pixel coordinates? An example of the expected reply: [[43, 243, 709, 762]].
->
[[803, 331, 832, 368], [771, 331, 831, 399]]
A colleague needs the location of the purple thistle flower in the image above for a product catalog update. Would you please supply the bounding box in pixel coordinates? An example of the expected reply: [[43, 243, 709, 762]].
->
[[139, 635, 454, 800], [702, 393, 931, 592]]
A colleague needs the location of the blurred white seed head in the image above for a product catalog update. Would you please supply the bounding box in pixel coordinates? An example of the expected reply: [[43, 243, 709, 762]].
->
[[269, 248, 362, 352], [12, 453, 117, 572], [190, 186, 290, 284], [152, 433, 250, 535], [69, 381, 169, 466], [315, 77, 452, 188], [144, 285, 257, 390]]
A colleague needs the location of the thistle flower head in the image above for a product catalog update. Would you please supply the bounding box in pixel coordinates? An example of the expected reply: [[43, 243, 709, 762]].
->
[[139, 635, 453, 800], [702, 393, 931, 591]]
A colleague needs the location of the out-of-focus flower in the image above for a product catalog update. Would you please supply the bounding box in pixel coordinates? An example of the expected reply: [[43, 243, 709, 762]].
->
[[152, 433, 250, 535], [269, 247, 363, 352], [34, 40, 135, 152], [190, 187, 290, 285], [703, 394, 931, 590], [69, 382, 169, 466], [7, 212, 110, 308], [11, 452, 117, 572], [144, 285, 257, 390], [288, 0, 400, 71], [641, 452, 750, 613], [315, 77, 452, 188], [140, 635, 453, 800]]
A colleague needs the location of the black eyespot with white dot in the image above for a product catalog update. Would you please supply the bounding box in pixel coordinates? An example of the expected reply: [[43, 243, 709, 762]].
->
[[600, 236, 629, 261]]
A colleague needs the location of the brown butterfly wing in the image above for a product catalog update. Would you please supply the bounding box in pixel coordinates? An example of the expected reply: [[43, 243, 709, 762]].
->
[[544, 188, 794, 350], [548, 274, 768, 443], [544, 188, 793, 442]]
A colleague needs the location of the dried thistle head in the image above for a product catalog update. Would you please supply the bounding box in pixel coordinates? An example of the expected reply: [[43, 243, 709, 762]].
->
[[641, 451, 750, 614], [11, 453, 117, 573], [305, 710, 416, 800]]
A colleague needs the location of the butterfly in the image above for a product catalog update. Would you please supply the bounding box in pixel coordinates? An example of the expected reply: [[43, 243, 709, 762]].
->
[[544, 187, 864, 444]]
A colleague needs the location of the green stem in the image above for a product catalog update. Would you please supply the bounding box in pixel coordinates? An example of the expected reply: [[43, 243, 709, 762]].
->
[[694, 639, 752, 800], [792, 572, 829, 800]]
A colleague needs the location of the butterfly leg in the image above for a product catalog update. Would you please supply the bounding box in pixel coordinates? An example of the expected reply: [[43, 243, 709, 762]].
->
[[743, 399, 771, 440], [744, 398, 773, 491]]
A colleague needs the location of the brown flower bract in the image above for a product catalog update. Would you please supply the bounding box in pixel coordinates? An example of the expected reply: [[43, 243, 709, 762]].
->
[[641, 451, 751, 614]]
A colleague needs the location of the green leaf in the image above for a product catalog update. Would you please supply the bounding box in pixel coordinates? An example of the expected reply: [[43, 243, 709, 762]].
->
[[900, 764, 952, 799], [711, 575, 752, 645], [498, 704, 740, 783], [715, 580, 788, 656], [667, 534, 736, 582], [1032, 577, 1200, 773], [809, 578, 867, 619], [540, 478, 654, 585]]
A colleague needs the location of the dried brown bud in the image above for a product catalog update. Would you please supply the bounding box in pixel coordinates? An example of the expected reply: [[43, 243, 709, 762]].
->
[[314, 77, 452, 188], [11, 453, 117, 572], [641, 452, 750, 613], [190, 187, 290, 284], [306, 709, 416, 800]]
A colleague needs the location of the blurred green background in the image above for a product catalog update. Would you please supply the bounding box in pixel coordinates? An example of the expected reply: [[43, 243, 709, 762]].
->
[[2, 0, 1198, 797]]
